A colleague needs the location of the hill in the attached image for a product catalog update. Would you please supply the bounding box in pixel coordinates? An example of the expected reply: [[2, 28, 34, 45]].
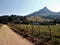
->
[[26, 7, 60, 19], [27, 16, 52, 22]]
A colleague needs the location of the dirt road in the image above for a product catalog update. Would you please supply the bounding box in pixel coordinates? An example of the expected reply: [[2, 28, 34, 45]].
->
[[0, 25, 34, 45]]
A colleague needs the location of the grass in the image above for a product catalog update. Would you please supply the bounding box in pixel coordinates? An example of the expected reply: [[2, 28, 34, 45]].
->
[[9, 24, 60, 45], [27, 16, 52, 22], [12, 24, 60, 36], [0, 24, 3, 28]]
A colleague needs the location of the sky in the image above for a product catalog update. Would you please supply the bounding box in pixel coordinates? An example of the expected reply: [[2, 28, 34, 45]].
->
[[0, 0, 60, 16]]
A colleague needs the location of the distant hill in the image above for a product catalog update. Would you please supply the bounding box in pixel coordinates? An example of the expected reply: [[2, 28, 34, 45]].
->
[[27, 16, 52, 22], [26, 7, 60, 19]]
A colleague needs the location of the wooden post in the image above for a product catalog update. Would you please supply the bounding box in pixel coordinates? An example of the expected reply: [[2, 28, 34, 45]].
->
[[38, 25, 40, 36], [48, 22, 52, 40], [26, 25, 28, 33], [31, 24, 34, 35]]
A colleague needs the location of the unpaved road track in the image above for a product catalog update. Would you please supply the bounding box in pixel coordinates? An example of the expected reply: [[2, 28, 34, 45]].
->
[[0, 25, 34, 45]]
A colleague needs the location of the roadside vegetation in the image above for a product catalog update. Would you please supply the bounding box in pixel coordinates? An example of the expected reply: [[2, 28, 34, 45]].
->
[[0, 24, 3, 28], [9, 24, 60, 45]]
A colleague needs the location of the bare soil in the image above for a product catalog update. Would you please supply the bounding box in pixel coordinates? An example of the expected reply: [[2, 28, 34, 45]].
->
[[0, 25, 34, 45]]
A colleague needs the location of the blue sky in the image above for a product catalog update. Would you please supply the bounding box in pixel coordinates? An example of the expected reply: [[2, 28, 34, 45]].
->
[[0, 0, 60, 16]]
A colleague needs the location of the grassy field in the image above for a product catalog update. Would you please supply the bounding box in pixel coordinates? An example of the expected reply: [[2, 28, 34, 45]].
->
[[0, 24, 3, 28], [27, 16, 52, 22], [10, 24, 60, 45]]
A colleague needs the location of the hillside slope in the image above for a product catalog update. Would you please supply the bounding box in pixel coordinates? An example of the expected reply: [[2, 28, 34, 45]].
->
[[27, 16, 52, 22]]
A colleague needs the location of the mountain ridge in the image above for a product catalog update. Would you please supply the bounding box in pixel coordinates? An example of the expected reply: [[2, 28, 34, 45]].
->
[[26, 7, 60, 19]]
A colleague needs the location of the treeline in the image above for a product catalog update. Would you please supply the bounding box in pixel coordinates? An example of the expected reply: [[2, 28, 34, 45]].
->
[[0, 15, 27, 24], [0, 15, 60, 25]]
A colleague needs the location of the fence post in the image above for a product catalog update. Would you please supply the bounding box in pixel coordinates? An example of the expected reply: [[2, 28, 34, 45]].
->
[[31, 24, 34, 35], [26, 25, 28, 33], [38, 24, 40, 36], [48, 22, 52, 40]]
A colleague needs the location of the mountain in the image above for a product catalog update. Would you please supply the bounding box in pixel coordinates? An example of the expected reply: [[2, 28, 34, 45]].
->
[[26, 7, 60, 19]]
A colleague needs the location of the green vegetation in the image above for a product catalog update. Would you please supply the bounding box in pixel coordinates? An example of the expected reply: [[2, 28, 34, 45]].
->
[[9, 24, 60, 45]]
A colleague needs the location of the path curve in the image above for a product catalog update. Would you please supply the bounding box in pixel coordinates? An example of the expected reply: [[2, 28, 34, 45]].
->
[[0, 25, 34, 45]]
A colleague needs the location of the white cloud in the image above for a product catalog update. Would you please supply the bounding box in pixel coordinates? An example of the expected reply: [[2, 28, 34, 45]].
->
[[47, 5, 60, 12]]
